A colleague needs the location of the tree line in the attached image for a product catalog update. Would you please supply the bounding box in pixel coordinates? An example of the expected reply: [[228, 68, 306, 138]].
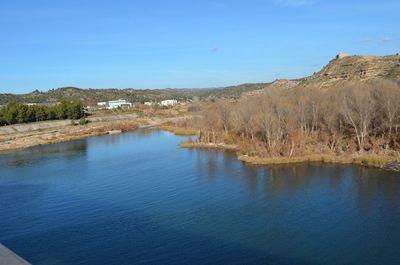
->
[[0, 101, 84, 126], [190, 80, 400, 157]]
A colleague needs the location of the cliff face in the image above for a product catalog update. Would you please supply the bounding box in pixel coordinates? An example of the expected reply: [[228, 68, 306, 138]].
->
[[297, 54, 400, 89]]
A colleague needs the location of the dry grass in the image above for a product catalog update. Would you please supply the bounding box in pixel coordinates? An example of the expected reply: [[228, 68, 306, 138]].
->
[[157, 125, 196, 136], [353, 155, 395, 168], [237, 154, 351, 166], [179, 141, 238, 150], [238, 153, 399, 170]]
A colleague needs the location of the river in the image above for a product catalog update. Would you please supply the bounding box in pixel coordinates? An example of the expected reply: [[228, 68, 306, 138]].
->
[[1, 129, 399, 265]]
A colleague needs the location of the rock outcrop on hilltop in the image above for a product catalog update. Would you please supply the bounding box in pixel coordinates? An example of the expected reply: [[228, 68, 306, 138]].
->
[[297, 53, 400, 89]]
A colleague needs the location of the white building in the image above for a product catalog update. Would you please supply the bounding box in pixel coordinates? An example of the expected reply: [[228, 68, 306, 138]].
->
[[160, 100, 178, 107], [144, 102, 154, 106], [107, 99, 132, 109], [97, 102, 107, 108], [97, 100, 132, 109]]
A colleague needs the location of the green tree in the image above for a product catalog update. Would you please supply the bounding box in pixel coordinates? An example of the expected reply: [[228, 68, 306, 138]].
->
[[56, 101, 69, 120], [3, 102, 19, 124], [35, 106, 48, 121]]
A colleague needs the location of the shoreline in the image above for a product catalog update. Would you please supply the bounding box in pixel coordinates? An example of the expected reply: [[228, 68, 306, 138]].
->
[[0, 120, 142, 152], [2, 120, 399, 172], [156, 125, 196, 136], [0, 115, 189, 152], [179, 141, 400, 172]]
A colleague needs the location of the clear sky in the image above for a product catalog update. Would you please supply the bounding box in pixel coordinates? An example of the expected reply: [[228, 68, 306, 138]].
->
[[0, 0, 399, 93]]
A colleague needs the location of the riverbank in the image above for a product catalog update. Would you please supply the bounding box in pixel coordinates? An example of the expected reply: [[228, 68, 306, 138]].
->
[[157, 125, 196, 136], [179, 141, 238, 150], [0, 114, 189, 152], [179, 141, 400, 172]]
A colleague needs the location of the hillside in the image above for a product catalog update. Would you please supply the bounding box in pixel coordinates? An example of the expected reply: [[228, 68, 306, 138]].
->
[[245, 79, 301, 96], [297, 53, 400, 89], [0, 83, 268, 105], [236, 53, 400, 96]]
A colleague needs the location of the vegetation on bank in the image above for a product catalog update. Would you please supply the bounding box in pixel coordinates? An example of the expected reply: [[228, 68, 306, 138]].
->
[[157, 122, 197, 136], [237, 153, 395, 168], [0, 101, 84, 125], [179, 140, 399, 170], [178, 80, 400, 169], [179, 141, 238, 150]]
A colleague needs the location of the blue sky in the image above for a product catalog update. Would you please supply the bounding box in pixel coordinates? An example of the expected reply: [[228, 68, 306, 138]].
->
[[0, 0, 399, 93]]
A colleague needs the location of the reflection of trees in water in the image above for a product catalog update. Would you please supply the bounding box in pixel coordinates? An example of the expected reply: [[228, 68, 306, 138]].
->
[[266, 164, 315, 197], [135, 128, 154, 136], [195, 149, 220, 179], [194, 149, 265, 195], [189, 146, 400, 209], [265, 163, 400, 212], [238, 164, 261, 195], [351, 167, 400, 211], [265, 164, 356, 197], [0, 140, 88, 168], [89, 134, 123, 146], [195, 149, 252, 180], [87, 128, 156, 147]]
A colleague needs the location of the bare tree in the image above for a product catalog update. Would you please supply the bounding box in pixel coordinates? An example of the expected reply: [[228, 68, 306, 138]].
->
[[377, 80, 400, 136], [339, 84, 376, 151], [217, 99, 231, 135], [190, 79, 399, 158]]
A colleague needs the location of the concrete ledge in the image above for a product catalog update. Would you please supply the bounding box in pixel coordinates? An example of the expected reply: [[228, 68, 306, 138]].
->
[[0, 244, 31, 265]]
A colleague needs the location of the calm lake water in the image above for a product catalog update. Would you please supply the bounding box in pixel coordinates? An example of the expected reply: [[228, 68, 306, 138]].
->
[[1, 129, 400, 265]]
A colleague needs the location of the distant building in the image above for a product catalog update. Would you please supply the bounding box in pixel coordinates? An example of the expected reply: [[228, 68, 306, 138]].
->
[[97, 99, 132, 109], [108, 99, 132, 109], [97, 102, 107, 108], [144, 102, 155, 106], [160, 100, 177, 107]]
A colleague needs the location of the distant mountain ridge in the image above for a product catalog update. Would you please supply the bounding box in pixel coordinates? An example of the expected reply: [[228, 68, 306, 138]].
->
[[0, 83, 269, 105], [1, 53, 399, 105]]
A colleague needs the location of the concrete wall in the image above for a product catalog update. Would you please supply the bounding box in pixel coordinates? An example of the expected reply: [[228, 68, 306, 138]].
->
[[0, 244, 31, 265], [0, 113, 138, 136]]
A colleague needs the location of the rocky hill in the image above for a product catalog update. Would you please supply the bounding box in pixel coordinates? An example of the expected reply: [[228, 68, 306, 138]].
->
[[297, 53, 400, 89], [240, 53, 400, 96]]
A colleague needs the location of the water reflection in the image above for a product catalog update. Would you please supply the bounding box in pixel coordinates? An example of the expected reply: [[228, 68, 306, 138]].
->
[[191, 148, 400, 207], [352, 167, 400, 210], [1, 130, 400, 265], [0, 140, 88, 168]]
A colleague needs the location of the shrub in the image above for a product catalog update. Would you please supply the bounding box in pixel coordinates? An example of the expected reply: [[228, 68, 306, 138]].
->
[[79, 118, 88, 125]]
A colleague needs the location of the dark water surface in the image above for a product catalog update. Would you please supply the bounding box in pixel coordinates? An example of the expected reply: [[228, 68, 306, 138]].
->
[[1, 129, 400, 265]]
